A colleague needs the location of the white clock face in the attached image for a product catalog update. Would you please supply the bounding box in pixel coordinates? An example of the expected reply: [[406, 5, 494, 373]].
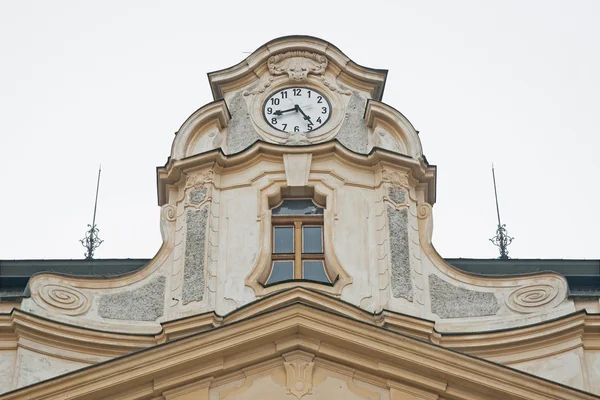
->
[[263, 87, 331, 134]]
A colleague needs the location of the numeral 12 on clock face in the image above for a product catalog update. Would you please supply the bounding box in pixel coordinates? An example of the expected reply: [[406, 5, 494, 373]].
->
[[263, 87, 332, 134]]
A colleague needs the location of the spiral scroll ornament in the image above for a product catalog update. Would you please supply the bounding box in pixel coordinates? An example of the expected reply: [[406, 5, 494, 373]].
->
[[506, 284, 559, 313], [162, 204, 177, 222], [417, 204, 431, 220], [34, 284, 91, 316]]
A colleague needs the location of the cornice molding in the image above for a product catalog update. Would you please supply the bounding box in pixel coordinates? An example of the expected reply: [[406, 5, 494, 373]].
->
[[2, 290, 599, 377], [157, 140, 436, 206], [1, 302, 598, 400], [0, 309, 156, 362]]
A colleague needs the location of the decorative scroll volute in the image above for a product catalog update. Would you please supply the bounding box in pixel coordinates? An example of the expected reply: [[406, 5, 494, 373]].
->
[[31, 282, 91, 316], [282, 351, 315, 399], [506, 283, 564, 313]]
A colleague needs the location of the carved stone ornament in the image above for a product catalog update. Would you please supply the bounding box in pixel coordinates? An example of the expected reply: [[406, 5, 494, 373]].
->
[[506, 284, 560, 313], [244, 51, 350, 96], [33, 284, 91, 316], [269, 51, 327, 81], [185, 170, 214, 189], [282, 351, 315, 399], [382, 169, 409, 187]]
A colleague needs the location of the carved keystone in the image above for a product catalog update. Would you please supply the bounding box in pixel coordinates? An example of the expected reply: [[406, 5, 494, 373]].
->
[[283, 153, 312, 187], [282, 350, 315, 399]]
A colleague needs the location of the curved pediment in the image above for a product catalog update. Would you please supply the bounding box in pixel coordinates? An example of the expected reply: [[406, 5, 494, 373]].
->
[[170, 100, 230, 160], [165, 36, 391, 155], [207, 35, 387, 102], [167, 36, 427, 161], [365, 100, 423, 159]]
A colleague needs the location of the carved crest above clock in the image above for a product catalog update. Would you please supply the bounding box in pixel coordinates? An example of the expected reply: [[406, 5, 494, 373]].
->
[[243, 51, 351, 97], [208, 36, 387, 102]]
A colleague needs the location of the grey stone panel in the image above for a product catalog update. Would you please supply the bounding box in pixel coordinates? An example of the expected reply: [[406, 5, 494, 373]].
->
[[387, 186, 406, 204], [189, 187, 207, 205], [98, 276, 166, 321], [226, 92, 261, 154], [387, 206, 412, 300], [336, 92, 368, 154], [183, 206, 208, 304], [429, 274, 500, 318]]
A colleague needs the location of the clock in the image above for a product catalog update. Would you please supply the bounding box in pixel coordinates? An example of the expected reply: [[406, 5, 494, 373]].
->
[[263, 87, 331, 134]]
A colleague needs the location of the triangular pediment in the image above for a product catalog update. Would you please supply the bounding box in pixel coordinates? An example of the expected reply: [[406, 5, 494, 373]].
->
[[2, 301, 597, 400]]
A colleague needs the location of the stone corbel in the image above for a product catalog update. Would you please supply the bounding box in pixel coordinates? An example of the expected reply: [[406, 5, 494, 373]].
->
[[282, 350, 315, 399]]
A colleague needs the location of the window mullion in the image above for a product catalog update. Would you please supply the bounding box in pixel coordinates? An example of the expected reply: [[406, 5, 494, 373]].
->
[[294, 221, 303, 279]]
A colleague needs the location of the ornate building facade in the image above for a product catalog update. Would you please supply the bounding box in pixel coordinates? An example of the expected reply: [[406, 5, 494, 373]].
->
[[0, 36, 599, 399]]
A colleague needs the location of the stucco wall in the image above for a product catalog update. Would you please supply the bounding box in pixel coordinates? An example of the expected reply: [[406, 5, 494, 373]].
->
[[12, 348, 87, 391]]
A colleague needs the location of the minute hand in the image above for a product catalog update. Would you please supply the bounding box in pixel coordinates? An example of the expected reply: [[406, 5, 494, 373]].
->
[[296, 105, 312, 121]]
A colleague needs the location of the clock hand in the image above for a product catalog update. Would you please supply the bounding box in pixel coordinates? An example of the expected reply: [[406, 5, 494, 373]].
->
[[296, 105, 312, 122], [273, 107, 297, 116]]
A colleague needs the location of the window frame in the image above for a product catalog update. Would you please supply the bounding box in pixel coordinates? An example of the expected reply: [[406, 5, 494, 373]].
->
[[268, 205, 329, 284]]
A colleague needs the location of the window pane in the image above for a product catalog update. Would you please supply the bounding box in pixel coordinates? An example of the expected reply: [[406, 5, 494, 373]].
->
[[303, 261, 330, 283], [303, 226, 323, 253], [272, 199, 324, 215], [267, 261, 294, 284], [273, 226, 294, 253]]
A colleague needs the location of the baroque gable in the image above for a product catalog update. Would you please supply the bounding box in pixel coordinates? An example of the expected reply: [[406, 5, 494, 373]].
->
[[5, 36, 600, 397]]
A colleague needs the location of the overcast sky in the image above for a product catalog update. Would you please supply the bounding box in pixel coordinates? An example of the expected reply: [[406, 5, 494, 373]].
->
[[1, 1, 599, 260]]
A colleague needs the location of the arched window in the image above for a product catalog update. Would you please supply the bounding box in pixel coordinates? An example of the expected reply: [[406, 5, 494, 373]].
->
[[266, 199, 331, 285]]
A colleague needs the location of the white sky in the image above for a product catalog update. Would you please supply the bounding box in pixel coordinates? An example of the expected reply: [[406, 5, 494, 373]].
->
[[1, 0, 599, 260]]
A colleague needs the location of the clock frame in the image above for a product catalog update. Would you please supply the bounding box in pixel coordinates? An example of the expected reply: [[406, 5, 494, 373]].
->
[[248, 80, 345, 144], [262, 86, 332, 134]]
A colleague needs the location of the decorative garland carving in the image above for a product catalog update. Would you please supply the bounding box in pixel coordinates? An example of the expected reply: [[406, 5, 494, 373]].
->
[[34, 284, 91, 316], [321, 76, 352, 95], [244, 51, 350, 96], [382, 169, 409, 188], [506, 284, 559, 313], [243, 77, 274, 96], [185, 170, 214, 189]]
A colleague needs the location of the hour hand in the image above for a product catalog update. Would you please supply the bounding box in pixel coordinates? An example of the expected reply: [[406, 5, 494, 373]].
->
[[273, 107, 296, 116], [296, 105, 312, 121]]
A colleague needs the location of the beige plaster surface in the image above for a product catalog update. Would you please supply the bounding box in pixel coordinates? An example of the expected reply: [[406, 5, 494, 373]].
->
[[511, 349, 587, 392], [585, 351, 600, 395], [0, 351, 16, 394], [12, 348, 86, 390]]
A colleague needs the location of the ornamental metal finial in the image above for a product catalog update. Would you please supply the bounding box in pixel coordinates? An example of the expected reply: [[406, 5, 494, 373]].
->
[[80, 165, 103, 259], [489, 163, 513, 259]]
